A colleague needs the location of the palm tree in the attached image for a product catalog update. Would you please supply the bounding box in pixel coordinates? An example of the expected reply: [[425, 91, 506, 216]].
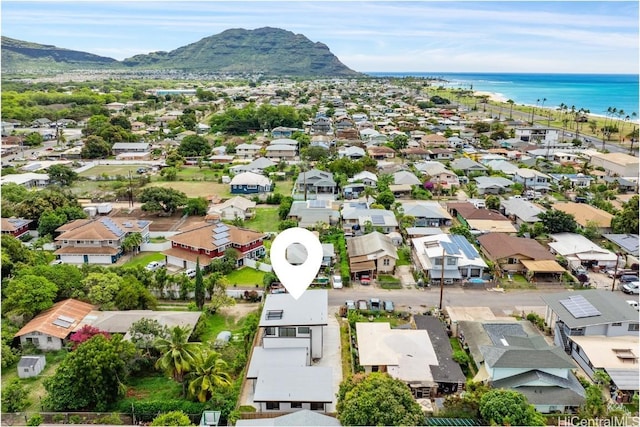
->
[[188, 350, 232, 402], [155, 326, 201, 386], [507, 99, 515, 120], [122, 232, 143, 256], [466, 182, 478, 199]]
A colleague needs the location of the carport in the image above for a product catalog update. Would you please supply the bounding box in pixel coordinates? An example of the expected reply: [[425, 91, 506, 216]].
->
[[349, 256, 375, 279], [521, 259, 565, 281]]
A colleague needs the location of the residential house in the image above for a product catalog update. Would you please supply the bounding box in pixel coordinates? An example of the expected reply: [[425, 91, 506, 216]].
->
[[500, 198, 546, 226], [414, 315, 469, 395], [515, 127, 560, 144], [288, 199, 340, 228], [247, 290, 334, 413], [54, 217, 151, 264], [230, 172, 273, 194], [336, 128, 360, 140], [271, 127, 299, 139], [1, 218, 33, 238], [207, 196, 256, 220], [588, 152, 639, 177], [400, 201, 452, 227], [401, 147, 431, 160], [270, 138, 298, 148], [230, 157, 276, 174], [542, 291, 640, 353], [348, 171, 378, 187], [74, 310, 201, 339], [338, 146, 365, 160], [236, 143, 263, 159], [311, 117, 332, 135], [427, 148, 455, 161], [414, 162, 460, 189], [458, 320, 585, 413], [421, 134, 449, 147], [549, 173, 593, 189], [163, 221, 265, 270], [393, 170, 421, 186], [356, 322, 440, 398], [602, 234, 639, 257], [295, 169, 337, 200], [548, 233, 617, 269], [473, 176, 514, 195], [603, 176, 638, 193], [553, 202, 614, 234], [15, 299, 96, 350], [367, 146, 396, 160], [567, 335, 639, 403], [478, 234, 565, 280], [0, 173, 50, 188], [513, 168, 551, 193], [265, 144, 296, 161], [446, 202, 517, 234], [360, 128, 380, 141], [346, 231, 398, 279], [484, 160, 519, 176], [450, 158, 488, 176], [111, 142, 150, 154], [342, 208, 399, 235], [411, 233, 488, 284]]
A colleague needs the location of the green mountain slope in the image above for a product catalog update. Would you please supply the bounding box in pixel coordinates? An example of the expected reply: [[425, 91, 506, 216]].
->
[[1, 37, 118, 72]]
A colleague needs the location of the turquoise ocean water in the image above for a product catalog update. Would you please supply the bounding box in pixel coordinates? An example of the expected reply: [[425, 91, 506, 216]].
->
[[367, 72, 639, 119]]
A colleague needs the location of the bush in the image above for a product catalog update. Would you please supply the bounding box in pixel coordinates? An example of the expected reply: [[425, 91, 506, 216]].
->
[[52, 414, 66, 423], [1, 379, 29, 412], [118, 400, 209, 422], [27, 414, 43, 426], [150, 411, 192, 426], [93, 413, 123, 425], [68, 415, 82, 424]]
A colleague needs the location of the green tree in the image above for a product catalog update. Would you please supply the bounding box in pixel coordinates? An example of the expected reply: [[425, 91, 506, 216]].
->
[[2, 379, 30, 412], [80, 135, 111, 159], [479, 389, 544, 426], [139, 187, 188, 215], [4, 275, 58, 319], [449, 225, 474, 241], [301, 146, 329, 161], [337, 373, 424, 426], [155, 326, 201, 384], [85, 272, 124, 310], [16, 264, 85, 301], [150, 411, 193, 426], [466, 182, 478, 198], [485, 195, 501, 210], [114, 276, 157, 310], [178, 135, 211, 157], [580, 385, 607, 418], [188, 350, 232, 402], [278, 196, 294, 220], [128, 318, 170, 354], [160, 167, 178, 181], [23, 132, 44, 147], [375, 191, 395, 210], [43, 334, 136, 411], [1, 235, 34, 278], [611, 195, 639, 234], [184, 197, 208, 216], [47, 164, 79, 186], [538, 209, 577, 234], [194, 259, 205, 310], [37, 209, 68, 237], [582, 220, 601, 240], [122, 232, 143, 256], [278, 219, 298, 231]]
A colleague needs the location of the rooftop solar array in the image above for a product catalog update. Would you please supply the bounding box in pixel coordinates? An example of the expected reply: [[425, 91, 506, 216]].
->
[[214, 224, 229, 233], [441, 241, 460, 256], [371, 215, 385, 225], [52, 319, 72, 328], [137, 220, 150, 227], [309, 199, 325, 208], [559, 295, 602, 319], [100, 217, 125, 237], [450, 234, 479, 259], [58, 315, 75, 323], [213, 237, 230, 247]]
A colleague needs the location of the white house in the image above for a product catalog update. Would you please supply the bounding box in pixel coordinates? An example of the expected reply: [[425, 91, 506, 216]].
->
[[236, 143, 262, 159], [0, 173, 50, 188], [348, 171, 378, 187], [207, 196, 256, 220], [548, 233, 618, 268]]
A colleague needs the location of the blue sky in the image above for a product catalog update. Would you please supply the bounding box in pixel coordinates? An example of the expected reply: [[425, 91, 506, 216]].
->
[[2, 1, 638, 74]]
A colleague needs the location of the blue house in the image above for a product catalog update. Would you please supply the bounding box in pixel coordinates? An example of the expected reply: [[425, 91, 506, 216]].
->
[[230, 172, 273, 194]]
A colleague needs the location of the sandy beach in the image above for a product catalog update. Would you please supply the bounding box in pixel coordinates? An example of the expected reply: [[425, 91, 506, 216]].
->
[[473, 90, 509, 103]]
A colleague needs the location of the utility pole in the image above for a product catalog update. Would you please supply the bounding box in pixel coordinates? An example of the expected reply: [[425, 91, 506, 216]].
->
[[439, 247, 445, 310], [128, 170, 134, 208], [611, 253, 621, 292]]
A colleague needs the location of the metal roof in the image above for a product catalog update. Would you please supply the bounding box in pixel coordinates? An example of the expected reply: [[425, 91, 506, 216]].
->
[[253, 367, 333, 402], [542, 291, 639, 328]]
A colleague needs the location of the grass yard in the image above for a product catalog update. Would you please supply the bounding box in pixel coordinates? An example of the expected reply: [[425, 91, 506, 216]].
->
[[338, 316, 353, 378], [176, 167, 220, 180], [124, 252, 165, 268], [244, 208, 279, 232], [122, 374, 182, 402], [197, 309, 256, 345], [78, 164, 148, 178], [396, 246, 412, 266], [225, 267, 265, 287], [500, 273, 536, 289], [272, 179, 294, 196], [378, 274, 403, 289]]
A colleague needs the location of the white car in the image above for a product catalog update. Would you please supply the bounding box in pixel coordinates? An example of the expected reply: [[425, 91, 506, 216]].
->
[[184, 268, 197, 279], [145, 261, 164, 271], [332, 275, 343, 289]]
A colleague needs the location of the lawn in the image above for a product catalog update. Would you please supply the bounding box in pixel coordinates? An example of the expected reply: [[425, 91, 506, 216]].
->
[[121, 374, 182, 402], [272, 179, 294, 196], [244, 208, 279, 232], [338, 315, 353, 378], [225, 267, 265, 286], [378, 274, 403, 289], [176, 167, 220, 180], [124, 252, 165, 268], [78, 164, 149, 178], [197, 310, 253, 344], [500, 273, 536, 289], [396, 246, 412, 266]]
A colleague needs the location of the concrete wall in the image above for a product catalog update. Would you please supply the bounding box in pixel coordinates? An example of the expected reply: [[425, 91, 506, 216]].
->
[[20, 334, 63, 351], [244, 259, 273, 272]]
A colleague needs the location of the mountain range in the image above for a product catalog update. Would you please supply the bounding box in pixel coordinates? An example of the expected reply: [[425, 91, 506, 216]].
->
[[1, 27, 359, 77]]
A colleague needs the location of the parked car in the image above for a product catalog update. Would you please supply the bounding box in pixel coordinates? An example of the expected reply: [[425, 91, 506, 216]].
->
[[626, 300, 639, 311], [622, 282, 640, 295], [606, 269, 636, 279], [383, 300, 394, 312], [360, 274, 371, 285], [332, 275, 343, 289], [619, 274, 639, 284], [357, 300, 369, 311], [345, 300, 356, 310], [184, 268, 197, 279], [145, 261, 164, 271], [370, 298, 381, 311]]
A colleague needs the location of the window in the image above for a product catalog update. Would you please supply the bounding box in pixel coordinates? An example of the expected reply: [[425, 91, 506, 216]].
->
[[266, 402, 279, 410], [629, 324, 639, 331], [298, 327, 310, 335], [279, 327, 296, 337], [290, 402, 302, 409], [371, 366, 379, 372], [612, 322, 622, 327], [310, 402, 324, 411], [435, 257, 443, 266], [383, 258, 390, 266], [265, 327, 276, 336], [24, 368, 29, 373], [47, 337, 52, 342], [447, 257, 457, 266]]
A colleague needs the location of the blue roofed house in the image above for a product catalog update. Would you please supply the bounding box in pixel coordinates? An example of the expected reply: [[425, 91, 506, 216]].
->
[[400, 201, 452, 227], [230, 172, 273, 194], [271, 127, 300, 138], [295, 169, 337, 200], [513, 168, 551, 193], [411, 233, 487, 285]]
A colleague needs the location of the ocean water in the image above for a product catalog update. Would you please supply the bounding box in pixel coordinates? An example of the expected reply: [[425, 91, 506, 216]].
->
[[367, 72, 639, 118]]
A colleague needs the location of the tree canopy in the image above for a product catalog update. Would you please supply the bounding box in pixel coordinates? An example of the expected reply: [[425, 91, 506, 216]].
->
[[337, 373, 424, 426], [178, 135, 211, 157], [47, 164, 79, 186], [139, 187, 188, 215], [479, 389, 544, 426], [611, 195, 639, 234], [538, 209, 577, 234], [4, 275, 58, 319]]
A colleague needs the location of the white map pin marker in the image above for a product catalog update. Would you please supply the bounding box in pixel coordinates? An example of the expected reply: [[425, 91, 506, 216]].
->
[[270, 227, 323, 300]]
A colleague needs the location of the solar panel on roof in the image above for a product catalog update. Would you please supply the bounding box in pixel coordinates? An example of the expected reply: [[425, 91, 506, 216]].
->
[[451, 235, 478, 259], [52, 319, 72, 328], [213, 237, 230, 246], [559, 295, 601, 319], [441, 241, 459, 255], [57, 315, 75, 323], [371, 215, 385, 225]]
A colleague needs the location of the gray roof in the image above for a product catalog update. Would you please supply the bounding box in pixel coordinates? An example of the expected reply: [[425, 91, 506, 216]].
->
[[607, 369, 640, 391], [483, 323, 528, 345], [474, 176, 514, 189], [406, 227, 443, 237], [346, 231, 399, 259], [480, 335, 576, 369], [542, 291, 640, 329], [500, 198, 545, 223], [260, 290, 328, 327], [18, 355, 43, 369], [484, 160, 519, 175], [414, 315, 466, 385], [602, 234, 639, 257], [458, 321, 539, 367], [111, 142, 149, 150], [76, 310, 202, 339], [247, 347, 307, 379], [401, 202, 452, 220], [393, 170, 421, 186], [236, 410, 341, 426], [493, 371, 585, 406], [253, 367, 333, 402], [231, 157, 276, 173], [451, 158, 487, 171], [296, 169, 336, 186]]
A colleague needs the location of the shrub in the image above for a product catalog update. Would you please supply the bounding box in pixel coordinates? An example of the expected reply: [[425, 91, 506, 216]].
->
[[1, 379, 29, 412], [93, 413, 123, 425], [27, 414, 43, 426], [68, 415, 82, 424], [52, 414, 66, 423], [150, 411, 192, 426]]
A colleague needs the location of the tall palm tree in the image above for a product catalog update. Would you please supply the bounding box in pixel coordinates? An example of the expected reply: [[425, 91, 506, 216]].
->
[[188, 350, 232, 402], [155, 326, 201, 386], [466, 182, 478, 199], [122, 232, 143, 256], [507, 99, 515, 120]]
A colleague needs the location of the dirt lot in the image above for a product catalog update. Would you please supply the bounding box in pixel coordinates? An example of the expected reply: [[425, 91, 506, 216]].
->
[[109, 207, 205, 231], [219, 302, 261, 319]]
